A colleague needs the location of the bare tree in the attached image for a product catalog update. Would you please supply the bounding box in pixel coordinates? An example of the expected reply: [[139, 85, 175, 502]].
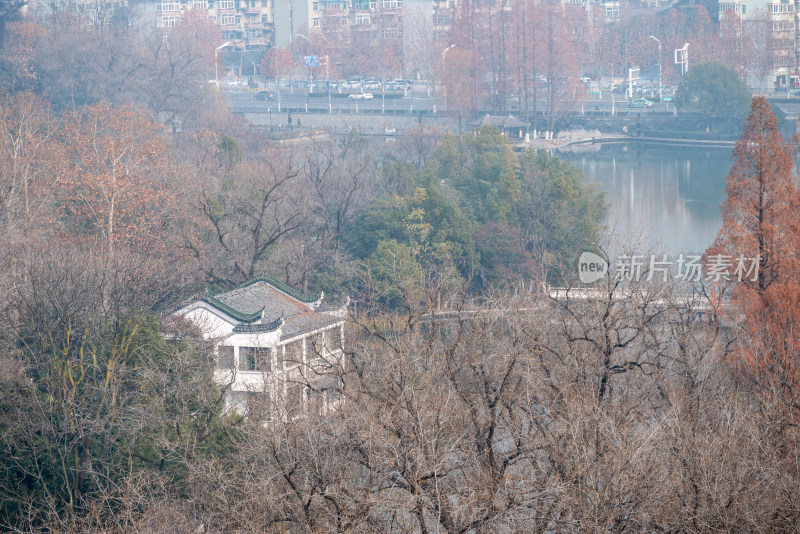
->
[[185, 141, 306, 288]]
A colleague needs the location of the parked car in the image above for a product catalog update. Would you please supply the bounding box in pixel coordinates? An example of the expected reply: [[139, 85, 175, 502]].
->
[[348, 91, 374, 100], [254, 91, 275, 101], [343, 80, 361, 90], [632, 98, 654, 108], [386, 80, 407, 91], [363, 80, 381, 90]]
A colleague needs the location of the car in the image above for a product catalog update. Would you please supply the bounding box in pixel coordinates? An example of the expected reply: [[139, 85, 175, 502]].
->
[[254, 91, 275, 101], [343, 80, 361, 90], [632, 98, 654, 108], [386, 80, 408, 91], [348, 91, 374, 100]]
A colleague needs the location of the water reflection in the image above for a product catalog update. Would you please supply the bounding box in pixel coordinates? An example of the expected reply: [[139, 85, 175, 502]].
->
[[560, 142, 732, 255]]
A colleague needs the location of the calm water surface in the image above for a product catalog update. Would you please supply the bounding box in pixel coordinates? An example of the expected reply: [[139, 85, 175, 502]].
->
[[560, 142, 732, 255]]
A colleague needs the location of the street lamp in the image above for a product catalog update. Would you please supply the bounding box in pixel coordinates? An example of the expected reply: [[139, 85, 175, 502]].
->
[[649, 35, 662, 103], [295, 33, 313, 98], [214, 41, 233, 87], [215, 41, 233, 87], [441, 44, 456, 112]]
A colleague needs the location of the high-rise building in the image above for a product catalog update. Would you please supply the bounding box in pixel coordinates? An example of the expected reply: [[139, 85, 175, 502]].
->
[[719, 0, 800, 87]]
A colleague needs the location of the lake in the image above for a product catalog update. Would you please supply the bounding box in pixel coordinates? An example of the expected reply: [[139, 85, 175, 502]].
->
[[560, 142, 733, 256]]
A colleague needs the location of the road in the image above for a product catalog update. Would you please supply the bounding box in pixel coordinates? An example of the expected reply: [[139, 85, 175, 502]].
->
[[225, 87, 679, 116]]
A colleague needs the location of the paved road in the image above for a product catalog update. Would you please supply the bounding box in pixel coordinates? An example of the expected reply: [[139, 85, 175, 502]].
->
[[226, 87, 682, 116]]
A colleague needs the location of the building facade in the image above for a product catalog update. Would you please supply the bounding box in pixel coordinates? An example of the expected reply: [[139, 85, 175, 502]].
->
[[171, 276, 347, 418], [720, 0, 800, 86]]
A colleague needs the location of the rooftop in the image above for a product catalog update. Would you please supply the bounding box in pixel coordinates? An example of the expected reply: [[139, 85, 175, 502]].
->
[[471, 114, 530, 130], [198, 276, 343, 339]]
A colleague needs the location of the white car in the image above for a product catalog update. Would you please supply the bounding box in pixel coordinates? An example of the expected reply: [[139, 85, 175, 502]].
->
[[349, 92, 374, 100]]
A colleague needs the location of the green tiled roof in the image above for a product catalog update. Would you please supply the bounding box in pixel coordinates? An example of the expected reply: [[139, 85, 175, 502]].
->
[[201, 296, 265, 323], [238, 275, 322, 304], [201, 276, 322, 323]]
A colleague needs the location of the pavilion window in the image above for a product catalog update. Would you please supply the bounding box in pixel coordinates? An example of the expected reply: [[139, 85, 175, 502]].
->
[[239, 346, 271, 372]]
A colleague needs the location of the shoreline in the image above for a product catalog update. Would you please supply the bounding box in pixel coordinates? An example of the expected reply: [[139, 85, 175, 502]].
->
[[518, 134, 735, 151]]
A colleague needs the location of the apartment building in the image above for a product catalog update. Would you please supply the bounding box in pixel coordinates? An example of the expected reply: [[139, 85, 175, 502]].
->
[[153, 0, 274, 49], [719, 0, 800, 86]]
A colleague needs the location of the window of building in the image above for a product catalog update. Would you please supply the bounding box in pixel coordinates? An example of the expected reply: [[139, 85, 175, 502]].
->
[[218, 0, 234, 8], [369, 0, 376, 8], [218, 346, 235, 369], [355, 13, 369, 24], [383, 27, 397, 38], [229, 391, 248, 415], [382, 0, 401, 7], [161, 0, 180, 11], [313, 1, 319, 9], [309, 386, 325, 413], [307, 333, 324, 355], [329, 328, 343, 351], [353, 0, 368, 8], [341, 16, 348, 25], [239, 346, 271, 372], [189, 0, 208, 8], [161, 15, 179, 26], [286, 384, 304, 418], [245, 390, 271, 418], [220, 13, 241, 24], [262, 13, 268, 23], [282, 340, 303, 369], [313, 18, 320, 26]]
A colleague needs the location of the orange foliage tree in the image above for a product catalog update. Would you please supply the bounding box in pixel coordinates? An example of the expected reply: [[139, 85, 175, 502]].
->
[[59, 103, 176, 255], [0, 92, 61, 235], [706, 96, 800, 419], [260, 46, 295, 80]]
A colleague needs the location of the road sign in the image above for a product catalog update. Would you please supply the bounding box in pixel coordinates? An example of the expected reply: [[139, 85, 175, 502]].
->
[[304, 56, 319, 68], [663, 96, 673, 102]]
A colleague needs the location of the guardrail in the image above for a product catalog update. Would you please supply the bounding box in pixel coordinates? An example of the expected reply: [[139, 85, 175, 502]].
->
[[230, 102, 433, 115]]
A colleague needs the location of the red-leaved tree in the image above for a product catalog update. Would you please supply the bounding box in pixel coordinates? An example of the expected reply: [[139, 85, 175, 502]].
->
[[706, 96, 800, 421]]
